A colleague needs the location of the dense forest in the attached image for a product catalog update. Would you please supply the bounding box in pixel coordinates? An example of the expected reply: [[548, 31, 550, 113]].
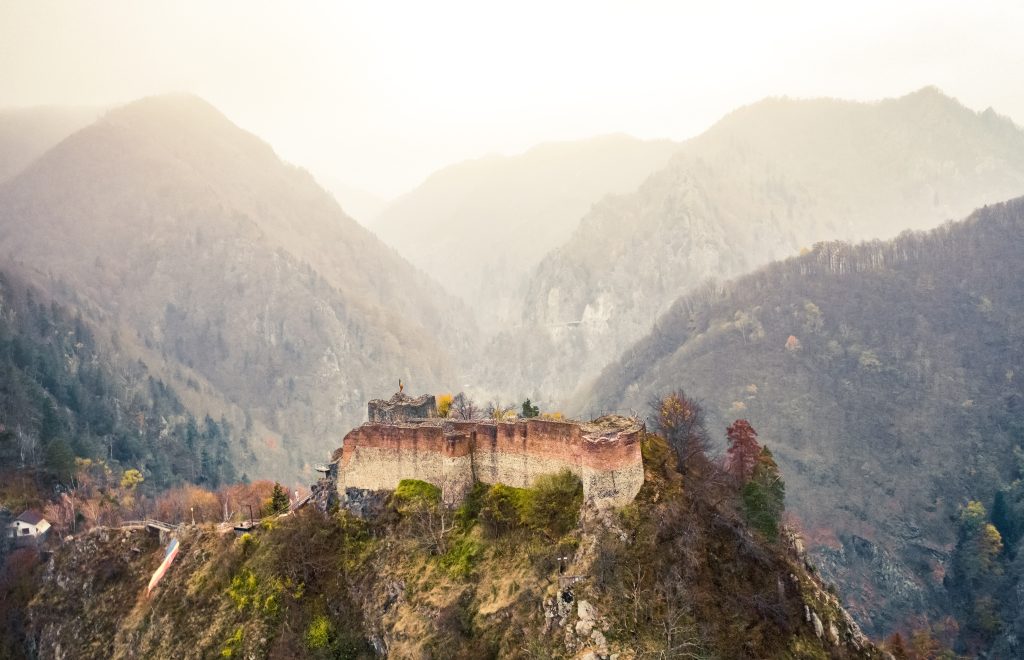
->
[[580, 197, 1024, 653], [0, 270, 244, 496]]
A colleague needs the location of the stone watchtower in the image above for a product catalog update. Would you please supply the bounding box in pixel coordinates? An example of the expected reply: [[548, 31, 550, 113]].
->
[[367, 391, 437, 423]]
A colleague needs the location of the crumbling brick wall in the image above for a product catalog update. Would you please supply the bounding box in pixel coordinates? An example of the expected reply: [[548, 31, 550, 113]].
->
[[335, 417, 644, 509]]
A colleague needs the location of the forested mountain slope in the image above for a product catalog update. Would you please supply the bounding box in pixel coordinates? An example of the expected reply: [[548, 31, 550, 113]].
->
[[373, 135, 678, 331], [579, 197, 1024, 644], [482, 88, 1024, 406], [0, 269, 241, 491], [0, 94, 474, 481]]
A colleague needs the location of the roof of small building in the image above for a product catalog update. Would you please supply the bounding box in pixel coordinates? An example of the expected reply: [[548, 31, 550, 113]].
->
[[17, 510, 46, 525]]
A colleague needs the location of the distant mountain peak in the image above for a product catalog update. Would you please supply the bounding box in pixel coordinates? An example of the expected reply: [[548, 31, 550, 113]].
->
[[104, 92, 228, 122]]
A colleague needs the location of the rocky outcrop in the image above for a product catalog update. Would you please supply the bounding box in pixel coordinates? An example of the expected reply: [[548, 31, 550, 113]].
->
[[367, 392, 437, 423]]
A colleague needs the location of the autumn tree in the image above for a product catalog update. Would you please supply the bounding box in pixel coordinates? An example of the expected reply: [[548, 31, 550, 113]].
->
[[436, 393, 453, 418], [952, 501, 1003, 585], [725, 419, 761, 482], [650, 390, 708, 466], [741, 447, 785, 540]]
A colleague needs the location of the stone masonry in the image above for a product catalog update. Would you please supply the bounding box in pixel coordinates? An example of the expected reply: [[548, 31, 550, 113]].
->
[[328, 394, 645, 510]]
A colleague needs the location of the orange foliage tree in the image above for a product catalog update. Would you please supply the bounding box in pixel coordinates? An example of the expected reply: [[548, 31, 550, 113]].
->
[[725, 419, 762, 482]]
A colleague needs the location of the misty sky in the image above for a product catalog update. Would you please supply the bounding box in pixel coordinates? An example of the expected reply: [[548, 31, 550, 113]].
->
[[2, 1, 1023, 199]]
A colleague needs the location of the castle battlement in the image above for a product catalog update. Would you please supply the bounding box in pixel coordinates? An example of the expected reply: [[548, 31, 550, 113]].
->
[[327, 396, 645, 510]]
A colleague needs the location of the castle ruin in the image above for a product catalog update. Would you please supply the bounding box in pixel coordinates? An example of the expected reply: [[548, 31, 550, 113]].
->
[[318, 392, 646, 511]]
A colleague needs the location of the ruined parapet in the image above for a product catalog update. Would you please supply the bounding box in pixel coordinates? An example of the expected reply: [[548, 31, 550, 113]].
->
[[310, 463, 340, 514], [367, 392, 437, 423], [335, 412, 644, 510]]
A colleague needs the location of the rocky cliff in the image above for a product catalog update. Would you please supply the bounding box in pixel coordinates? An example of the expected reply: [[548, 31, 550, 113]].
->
[[15, 433, 881, 659]]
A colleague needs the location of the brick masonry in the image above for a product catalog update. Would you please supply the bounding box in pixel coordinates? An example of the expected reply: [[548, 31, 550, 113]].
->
[[333, 416, 645, 509]]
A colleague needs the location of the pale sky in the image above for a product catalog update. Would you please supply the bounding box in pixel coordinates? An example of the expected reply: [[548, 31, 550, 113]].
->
[[2, 0, 1023, 199]]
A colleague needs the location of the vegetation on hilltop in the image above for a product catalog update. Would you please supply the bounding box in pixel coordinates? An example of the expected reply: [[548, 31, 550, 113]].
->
[[8, 392, 878, 658], [581, 197, 1024, 652]]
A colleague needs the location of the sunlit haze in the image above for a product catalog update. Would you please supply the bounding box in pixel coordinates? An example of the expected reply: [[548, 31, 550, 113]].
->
[[2, 0, 1023, 198]]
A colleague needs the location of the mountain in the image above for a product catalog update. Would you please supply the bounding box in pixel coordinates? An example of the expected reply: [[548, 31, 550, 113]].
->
[[577, 197, 1024, 643], [484, 88, 1024, 407], [372, 135, 678, 332], [0, 105, 100, 182], [0, 94, 474, 481], [14, 435, 877, 658], [317, 177, 388, 225], [0, 269, 240, 491]]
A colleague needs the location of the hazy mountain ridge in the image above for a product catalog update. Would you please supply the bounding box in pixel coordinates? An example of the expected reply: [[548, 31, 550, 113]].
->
[[373, 134, 679, 332], [577, 197, 1024, 640], [485, 88, 1024, 407], [0, 105, 100, 183], [0, 94, 473, 480]]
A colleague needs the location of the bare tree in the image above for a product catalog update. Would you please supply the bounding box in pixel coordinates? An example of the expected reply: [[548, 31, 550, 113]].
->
[[16, 425, 38, 468], [451, 392, 479, 420], [649, 390, 709, 468], [400, 475, 460, 555]]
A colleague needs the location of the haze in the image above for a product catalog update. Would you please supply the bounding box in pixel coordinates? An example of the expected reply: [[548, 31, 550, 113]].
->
[[2, 0, 1023, 199]]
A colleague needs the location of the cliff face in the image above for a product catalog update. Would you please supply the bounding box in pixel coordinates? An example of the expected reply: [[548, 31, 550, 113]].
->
[[17, 434, 881, 659], [337, 417, 644, 509]]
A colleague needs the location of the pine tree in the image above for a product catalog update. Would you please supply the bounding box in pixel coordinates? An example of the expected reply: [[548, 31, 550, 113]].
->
[[270, 481, 290, 514], [741, 447, 785, 540], [991, 489, 1020, 548], [521, 399, 539, 418]]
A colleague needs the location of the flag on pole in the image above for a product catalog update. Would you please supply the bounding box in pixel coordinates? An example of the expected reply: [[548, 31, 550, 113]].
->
[[146, 537, 180, 596]]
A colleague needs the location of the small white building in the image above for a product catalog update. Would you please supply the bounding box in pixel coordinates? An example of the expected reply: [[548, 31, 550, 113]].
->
[[8, 510, 50, 545]]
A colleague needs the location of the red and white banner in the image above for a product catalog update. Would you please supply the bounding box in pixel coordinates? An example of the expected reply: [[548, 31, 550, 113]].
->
[[146, 538, 179, 596]]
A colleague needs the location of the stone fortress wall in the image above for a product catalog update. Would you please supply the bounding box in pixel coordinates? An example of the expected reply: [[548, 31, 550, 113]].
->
[[331, 393, 645, 509]]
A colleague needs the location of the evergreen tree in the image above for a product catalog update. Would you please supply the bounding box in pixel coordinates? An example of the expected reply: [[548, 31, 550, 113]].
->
[[991, 489, 1021, 549], [270, 481, 290, 514], [741, 447, 785, 540], [521, 398, 539, 418]]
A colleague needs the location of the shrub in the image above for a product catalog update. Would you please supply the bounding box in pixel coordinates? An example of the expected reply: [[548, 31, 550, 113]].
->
[[305, 614, 332, 650], [392, 479, 441, 508], [455, 481, 488, 531], [440, 535, 483, 579], [220, 627, 243, 657], [479, 483, 531, 537], [525, 470, 583, 538]]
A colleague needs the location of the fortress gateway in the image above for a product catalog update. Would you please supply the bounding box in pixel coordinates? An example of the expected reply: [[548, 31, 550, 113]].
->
[[316, 392, 645, 510]]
